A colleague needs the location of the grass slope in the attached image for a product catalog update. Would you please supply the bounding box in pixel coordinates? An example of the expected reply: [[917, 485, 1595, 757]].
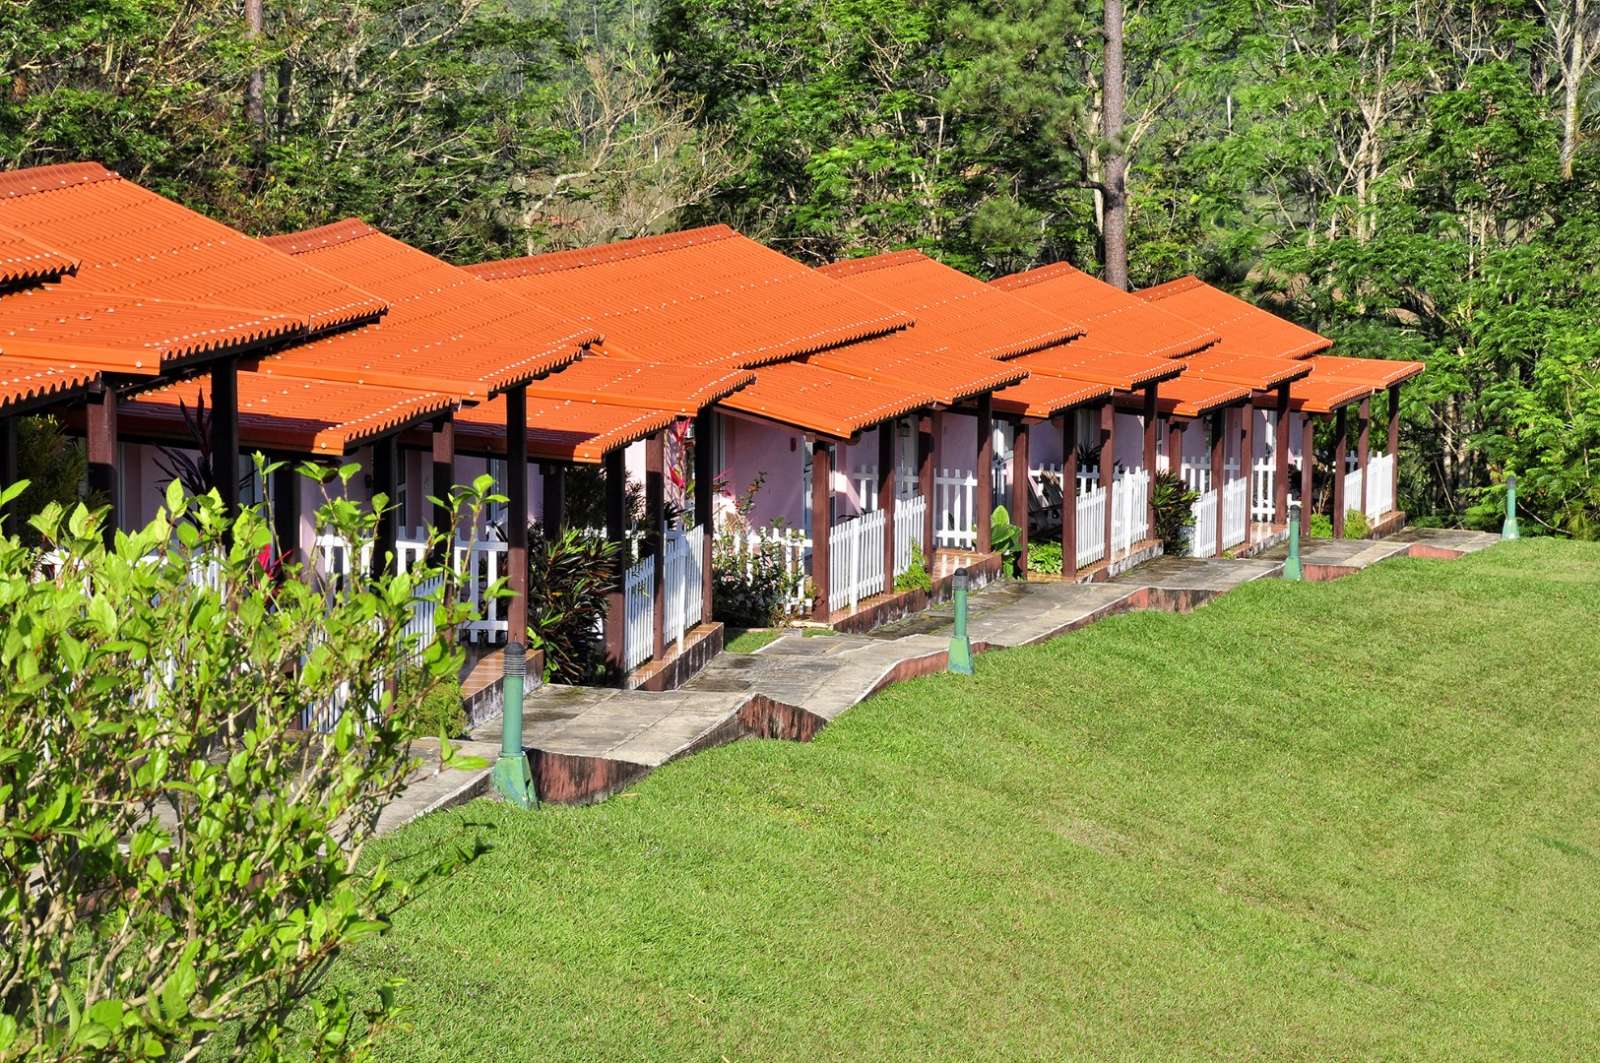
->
[[355, 540, 1600, 1059]]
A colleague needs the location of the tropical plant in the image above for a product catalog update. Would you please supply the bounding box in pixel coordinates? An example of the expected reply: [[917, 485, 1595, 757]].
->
[[988, 504, 1022, 575], [711, 525, 802, 627], [0, 468, 491, 1059], [1150, 471, 1200, 555], [526, 524, 620, 683], [152, 395, 253, 502], [894, 541, 933, 592], [562, 465, 645, 532], [7, 416, 94, 545], [1027, 538, 1064, 576], [1343, 508, 1371, 542]]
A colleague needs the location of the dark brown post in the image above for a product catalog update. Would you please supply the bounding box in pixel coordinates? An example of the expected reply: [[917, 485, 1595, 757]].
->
[[1332, 405, 1348, 538], [694, 410, 715, 621], [644, 431, 666, 661], [878, 422, 896, 585], [371, 435, 398, 575], [1387, 382, 1401, 510], [1299, 414, 1315, 543], [1241, 400, 1255, 546], [505, 385, 530, 650], [975, 394, 994, 553], [1167, 417, 1183, 481], [1011, 420, 1030, 575], [271, 462, 300, 565], [541, 464, 566, 536], [1142, 383, 1158, 534], [1062, 413, 1078, 577], [430, 415, 455, 550], [1099, 401, 1115, 559], [918, 413, 935, 561], [1210, 410, 1225, 558], [810, 439, 831, 622], [86, 387, 119, 542], [0, 417, 16, 538], [1357, 396, 1371, 517], [1274, 384, 1290, 524], [210, 358, 241, 519], [603, 447, 626, 671]]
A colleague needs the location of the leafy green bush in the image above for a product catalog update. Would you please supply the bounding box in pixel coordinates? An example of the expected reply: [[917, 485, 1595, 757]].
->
[[527, 524, 619, 684], [1344, 508, 1371, 540], [894, 542, 933, 591], [712, 528, 802, 627], [398, 665, 467, 739], [989, 505, 1022, 575], [1309, 513, 1334, 538], [1151, 471, 1200, 554], [1027, 539, 1064, 575]]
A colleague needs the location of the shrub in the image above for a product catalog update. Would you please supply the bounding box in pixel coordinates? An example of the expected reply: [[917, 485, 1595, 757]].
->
[[1151, 471, 1199, 554], [1027, 539, 1064, 575], [894, 542, 933, 591], [989, 505, 1022, 575], [712, 528, 801, 627], [526, 524, 619, 684], [1309, 512, 1334, 538], [398, 665, 467, 739], [1344, 507, 1371, 540]]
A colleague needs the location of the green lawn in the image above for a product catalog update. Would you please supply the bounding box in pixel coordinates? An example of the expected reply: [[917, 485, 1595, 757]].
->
[[354, 539, 1600, 1059]]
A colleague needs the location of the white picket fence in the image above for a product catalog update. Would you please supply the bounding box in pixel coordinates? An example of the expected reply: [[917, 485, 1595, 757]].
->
[[1191, 489, 1219, 558], [1109, 469, 1150, 560], [661, 525, 705, 649], [1221, 475, 1249, 550], [1180, 461, 1212, 494], [1342, 465, 1364, 524], [1366, 452, 1395, 521], [314, 529, 509, 644], [622, 554, 654, 673], [1076, 483, 1107, 568], [828, 509, 886, 613], [935, 467, 979, 548], [1251, 458, 1276, 522], [721, 525, 812, 614], [894, 494, 928, 576]]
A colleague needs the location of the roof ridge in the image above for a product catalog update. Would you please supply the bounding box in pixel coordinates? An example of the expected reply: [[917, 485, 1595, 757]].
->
[[816, 249, 927, 278], [990, 261, 1088, 291], [1135, 275, 1205, 301], [0, 162, 119, 201], [466, 225, 740, 279], [260, 219, 377, 255]]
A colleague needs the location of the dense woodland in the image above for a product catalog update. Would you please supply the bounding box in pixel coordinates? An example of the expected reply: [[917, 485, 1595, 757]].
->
[[3, 0, 1597, 536]]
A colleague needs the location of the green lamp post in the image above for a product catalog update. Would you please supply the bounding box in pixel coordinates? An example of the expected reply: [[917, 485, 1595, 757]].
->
[[947, 567, 974, 675], [1284, 499, 1302, 581], [1502, 473, 1520, 540]]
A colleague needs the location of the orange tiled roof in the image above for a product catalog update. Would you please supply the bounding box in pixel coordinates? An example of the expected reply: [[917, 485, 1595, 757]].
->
[[119, 372, 455, 456], [465, 225, 911, 368], [1181, 350, 1312, 391], [808, 335, 1027, 406], [525, 355, 752, 415], [1253, 377, 1373, 415], [0, 223, 76, 286], [1115, 374, 1249, 419], [255, 220, 596, 400], [1137, 276, 1331, 359], [1016, 343, 1185, 391], [453, 395, 676, 464], [1306, 354, 1425, 388], [719, 361, 933, 440], [993, 263, 1218, 359], [0, 163, 385, 333], [0, 286, 300, 373], [989, 373, 1111, 420], [819, 250, 1083, 359], [0, 354, 101, 415]]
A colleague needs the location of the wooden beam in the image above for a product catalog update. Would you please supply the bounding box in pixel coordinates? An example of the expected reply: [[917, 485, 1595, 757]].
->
[[1274, 383, 1290, 524], [1211, 409, 1225, 558], [1332, 406, 1348, 538], [694, 410, 715, 625], [1241, 400, 1255, 547], [540, 463, 566, 536], [975, 394, 994, 553], [430, 414, 455, 556], [1358, 396, 1371, 518], [210, 358, 241, 519], [505, 385, 530, 653], [1142, 383, 1158, 533], [1012, 419, 1029, 575], [1166, 416, 1183, 481], [1387, 382, 1402, 511], [603, 447, 626, 672], [86, 388, 118, 543], [1062, 413, 1078, 577], [1300, 413, 1314, 543], [644, 430, 666, 662], [1099, 401, 1114, 560], [918, 413, 935, 562], [371, 434, 398, 576], [810, 439, 832, 622], [879, 421, 896, 587]]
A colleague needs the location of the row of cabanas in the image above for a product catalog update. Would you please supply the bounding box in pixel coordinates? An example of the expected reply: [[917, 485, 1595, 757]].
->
[[0, 161, 1422, 684]]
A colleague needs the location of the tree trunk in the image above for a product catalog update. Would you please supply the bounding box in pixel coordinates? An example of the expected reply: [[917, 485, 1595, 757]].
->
[[244, 0, 267, 145], [1101, 0, 1128, 290], [1561, 0, 1589, 179]]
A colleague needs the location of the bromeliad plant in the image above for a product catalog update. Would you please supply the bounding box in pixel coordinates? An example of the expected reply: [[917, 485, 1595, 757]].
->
[[0, 467, 495, 1060], [526, 523, 620, 683], [1151, 471, 1201, 555]]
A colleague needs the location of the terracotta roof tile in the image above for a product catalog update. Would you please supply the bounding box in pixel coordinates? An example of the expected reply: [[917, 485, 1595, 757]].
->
[[718, 361, 933, 440], [1306, 354, 1425, 388], [1116, 374, 1249, 419], [0, 223, 76, 286], [119, 372, 455, 456], [818, 250, 1083, 359], [465, 225, 911, 367], [808, 335, 1027, 406], [0, 163, 385, 332], [1016, 343, 1185, 391], [989, 373, 1111, 420], [1267, 377, 1374, 415], [454, 395, 676, 464], [256, 220, 595, 399], [1137, 276, 1331, 359], [994, 262, 1218, 358], [1181, 350, 1312, 391], [0, 286, 300, 373], [525, 355, 752, 415], [0, 354, 101, 414]]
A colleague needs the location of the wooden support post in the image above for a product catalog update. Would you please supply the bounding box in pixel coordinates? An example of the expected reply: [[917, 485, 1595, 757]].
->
[[1167, 417, 1184, 481], [86, 388, 118, 542], [1387, 382, 1402, 511], [1012, 419, 1030, 575], [644, 431, 666, 661], [1241, 400, 1255, 546], [210, 358, 241, 519], [1332, 406, 1348, 538], [1210, 410, 1225, 558], [602, 448, 627, 673], [975, 394, 993, 553], [1062, 413, 1078, 577], [918, 414, 935, 562], [810, 439, 831, 622], [1358, 396, 1371, 517], [271, 462, 299, 565], [1142, 383, 1158, 534], [429, 415, 455, 550], [694, 410, 715, 624], [1300, 414, 1315, 543], [540, 464, 566, 536], [505, 386, 530, 653], [1099, 401, 1115, 560], [878, 422, 896, 586], [371, 435, 398, 576], [0, 417, 15, 538], [1274, 384, 1290, 524]]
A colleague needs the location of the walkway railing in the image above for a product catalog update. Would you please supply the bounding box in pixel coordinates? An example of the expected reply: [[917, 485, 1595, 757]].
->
[[1076, 482, 1107, 568]]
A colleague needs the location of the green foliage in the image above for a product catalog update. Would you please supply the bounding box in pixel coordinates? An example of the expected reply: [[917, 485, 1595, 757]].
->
[[1151, 471, 1200, 555], [8, 417, 93, 545], [1027, 538, 1064, 576], [712, 526, 802, 628], [1309, 513, 1334, 539], [1343, 508, 1371, 542], [894, 541, 932, 592], [988, 505, 1021, 575], [0, 471, 491, 1059], [398, 666, 467, 741], [526, 525, 620, 684]]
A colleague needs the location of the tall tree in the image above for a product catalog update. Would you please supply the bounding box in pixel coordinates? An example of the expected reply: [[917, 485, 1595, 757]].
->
[[1101, 0, 1129, 288]]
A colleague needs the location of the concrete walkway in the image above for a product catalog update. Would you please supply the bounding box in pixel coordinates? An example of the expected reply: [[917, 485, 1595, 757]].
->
[[373, 524, 1502, 820]]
